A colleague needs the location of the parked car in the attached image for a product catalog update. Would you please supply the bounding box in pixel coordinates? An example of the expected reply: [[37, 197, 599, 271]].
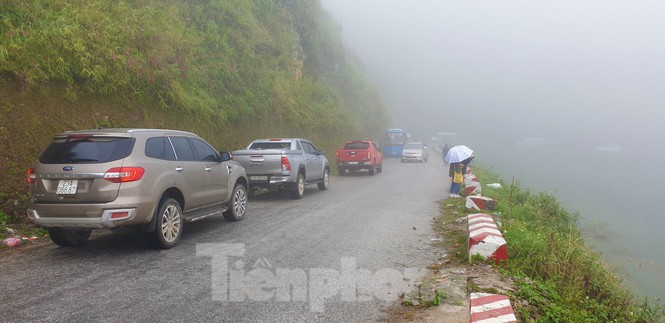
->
[[335, 140, 383, 175], [232, 138, 329, 199], [401, 142, 429, 163], [26, 128, 248, 249]]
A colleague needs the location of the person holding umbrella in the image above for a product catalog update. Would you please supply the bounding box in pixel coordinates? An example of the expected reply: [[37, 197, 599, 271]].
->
[[449, 162, 463, 197], [444, 145, 473, 198]]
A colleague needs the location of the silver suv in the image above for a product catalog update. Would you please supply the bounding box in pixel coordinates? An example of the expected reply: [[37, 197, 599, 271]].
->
[[26, 128, 248, 249]]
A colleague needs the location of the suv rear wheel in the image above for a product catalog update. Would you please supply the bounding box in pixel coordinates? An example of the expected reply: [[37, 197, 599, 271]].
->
[[48, 228, 92, 247], [149, 197, 183, 249], [290, 173, 305, 199], [224, 184, 247, 221]]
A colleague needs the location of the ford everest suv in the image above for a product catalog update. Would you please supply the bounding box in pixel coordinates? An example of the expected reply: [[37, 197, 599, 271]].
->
[[26, 128, 248, 249]]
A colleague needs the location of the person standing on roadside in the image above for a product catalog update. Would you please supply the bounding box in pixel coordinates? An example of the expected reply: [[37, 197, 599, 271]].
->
[[449, 162, 463, 197], [442, 144, 449, 165]]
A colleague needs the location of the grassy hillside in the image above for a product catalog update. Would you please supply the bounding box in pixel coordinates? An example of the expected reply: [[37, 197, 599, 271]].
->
[[0, 0, 390, 223]]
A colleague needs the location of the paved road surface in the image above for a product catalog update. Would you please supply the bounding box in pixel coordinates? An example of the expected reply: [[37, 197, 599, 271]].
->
[[1, 156, 451, 322]]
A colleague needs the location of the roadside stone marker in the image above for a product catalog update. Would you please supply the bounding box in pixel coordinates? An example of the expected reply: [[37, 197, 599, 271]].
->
[[464, 181, 482, 196], [467, 213, 507, 263], [464, 174, 479, 184], [469, 293, 516, 323], [465, 196, 495, 210]]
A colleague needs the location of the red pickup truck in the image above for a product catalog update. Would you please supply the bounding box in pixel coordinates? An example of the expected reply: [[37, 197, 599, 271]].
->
[[335, 140, 383, 175]]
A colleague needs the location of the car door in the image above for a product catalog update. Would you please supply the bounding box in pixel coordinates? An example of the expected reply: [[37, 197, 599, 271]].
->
[[373, 142, 383, 165], [189, 137, 229, 206], [302, 141, 323, 180], [167, 136, 206, 210]]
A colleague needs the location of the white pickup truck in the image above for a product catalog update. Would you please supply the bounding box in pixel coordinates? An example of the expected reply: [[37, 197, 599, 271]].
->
[[232, 138, 330, 199]]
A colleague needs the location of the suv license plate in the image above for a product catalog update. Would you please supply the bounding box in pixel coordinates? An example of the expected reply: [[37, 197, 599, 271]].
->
[[250, 176, 268, 181], [347, 161, 358, 165], [56, 179, 78, 195]]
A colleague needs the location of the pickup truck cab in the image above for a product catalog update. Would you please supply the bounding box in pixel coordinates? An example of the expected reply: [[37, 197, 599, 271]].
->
[[232, 138, 330, 199], [335, 140, 383, 175]]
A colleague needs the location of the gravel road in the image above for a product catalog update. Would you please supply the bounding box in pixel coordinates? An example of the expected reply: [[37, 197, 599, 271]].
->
[[0, 156, 450, 322]]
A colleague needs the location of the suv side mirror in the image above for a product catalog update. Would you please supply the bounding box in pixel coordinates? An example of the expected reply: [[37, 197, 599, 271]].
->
[[219, 151, 232, 162], [318, 149, 326, 155]]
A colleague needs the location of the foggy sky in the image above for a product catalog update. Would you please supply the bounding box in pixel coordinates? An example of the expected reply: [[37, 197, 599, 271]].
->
[[320, 0, 665, 153]]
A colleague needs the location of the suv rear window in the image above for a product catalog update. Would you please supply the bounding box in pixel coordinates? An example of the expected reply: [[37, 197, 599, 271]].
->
[[39, 136, 135, 164], [249, 142, 291, 150]]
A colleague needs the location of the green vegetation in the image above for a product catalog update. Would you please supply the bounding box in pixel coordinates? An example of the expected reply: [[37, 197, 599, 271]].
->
[[452, 165, 664, 322], [0, 0, 386, 129], [0, 0, 390, 231], [403, 285, 447, 308], [0, 210, 7, 222]]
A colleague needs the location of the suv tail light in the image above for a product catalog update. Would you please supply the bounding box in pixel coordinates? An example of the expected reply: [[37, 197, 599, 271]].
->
[[104, 167, 145, 183], [27, 168, 36, 184], [281, 156, 291, 171]]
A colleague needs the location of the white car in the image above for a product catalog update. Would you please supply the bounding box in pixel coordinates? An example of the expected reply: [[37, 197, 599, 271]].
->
[[401, 142, 429, 163]]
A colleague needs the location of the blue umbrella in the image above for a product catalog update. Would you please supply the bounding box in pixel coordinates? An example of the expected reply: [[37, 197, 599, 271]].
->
[[444, 145, 473, 163]]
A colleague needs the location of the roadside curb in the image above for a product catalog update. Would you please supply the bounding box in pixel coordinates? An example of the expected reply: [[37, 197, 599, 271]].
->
[[461, 169, 505, 263], [464, 173, 481, 196], [464, 181, 482, 196], [469, 293, 517, 323], [467, 213, 507, 263], [462, 168, 513, 323], [465, 196, 495, 211]]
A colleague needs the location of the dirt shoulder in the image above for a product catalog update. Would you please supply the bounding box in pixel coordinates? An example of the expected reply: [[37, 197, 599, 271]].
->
[[384, 199, 517, 322]]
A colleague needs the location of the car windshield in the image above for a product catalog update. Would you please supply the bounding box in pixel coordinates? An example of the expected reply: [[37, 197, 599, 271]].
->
[[39, 136, 134, 164], [404, 143, 422, 149]]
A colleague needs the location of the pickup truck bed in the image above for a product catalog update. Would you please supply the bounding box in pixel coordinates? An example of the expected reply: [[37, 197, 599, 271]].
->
[[335, 140, 383, 176]]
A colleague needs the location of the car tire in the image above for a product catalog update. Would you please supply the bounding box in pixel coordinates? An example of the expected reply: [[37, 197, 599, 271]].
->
[[48, 228, 91, 247], [377, 164, 383, 173], [224, 184, 247, 221], [318, 169, 329, 190], [369, 165, 377, 175], [149, 197, 183, 249], [290, 173, 305, 199], [338, 167, 346, 176]]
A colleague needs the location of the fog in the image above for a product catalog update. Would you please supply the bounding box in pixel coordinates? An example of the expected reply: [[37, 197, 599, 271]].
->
[[321, 0, 665, 152], [321, 0, 665, 299]]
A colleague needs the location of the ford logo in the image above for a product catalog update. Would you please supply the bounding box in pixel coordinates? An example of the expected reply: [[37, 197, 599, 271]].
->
[[63, 166, 74, 171]]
